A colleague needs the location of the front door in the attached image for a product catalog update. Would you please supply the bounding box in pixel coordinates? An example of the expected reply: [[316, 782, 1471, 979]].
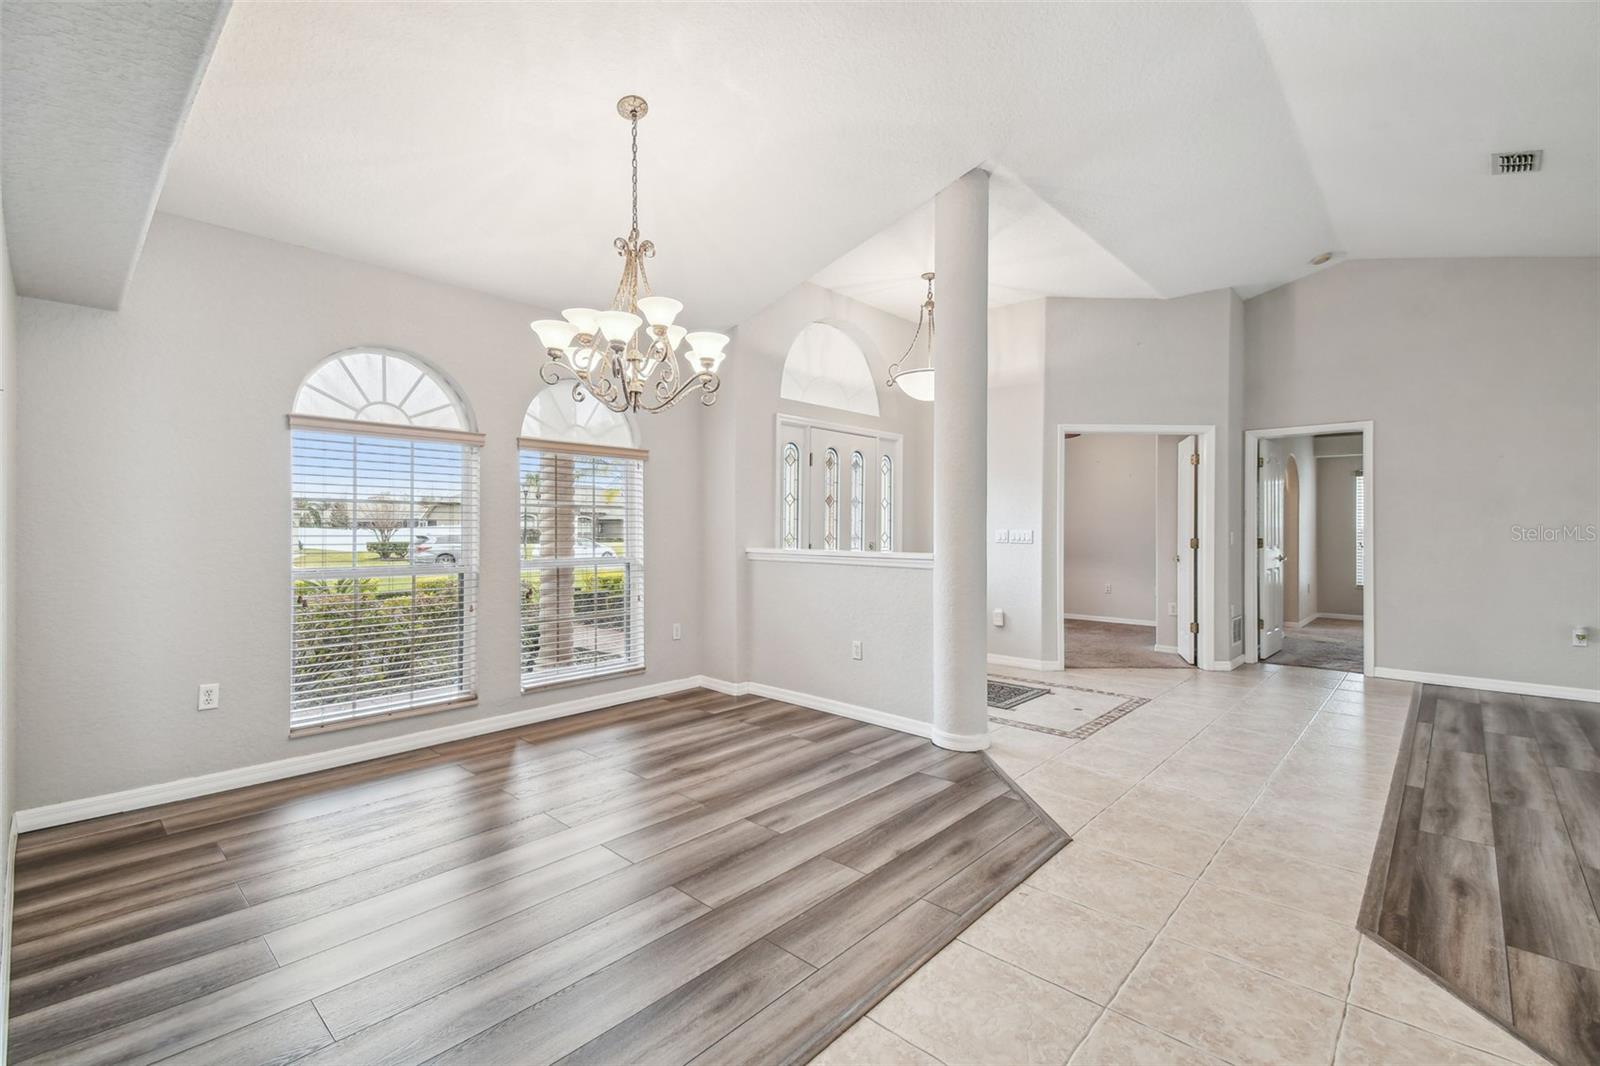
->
[[806, 426, 880, 551], [1259, 439, 1286, 657]]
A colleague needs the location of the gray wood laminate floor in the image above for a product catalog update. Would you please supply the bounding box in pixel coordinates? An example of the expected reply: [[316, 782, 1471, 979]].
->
[[6, 688, 1067, 1065], [1362, 684, 1600, 1066]]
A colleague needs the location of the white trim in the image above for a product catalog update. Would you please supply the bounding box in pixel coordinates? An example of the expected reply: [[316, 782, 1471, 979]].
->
[[2, 814, 14, 1057], [1311, 612, 1364, 622], [1062, 612, 1157, 627], [15, 676, 708, 832], [987, 654, 1056, 671], [1153, 644, 1181, 655], [690, 676, 932, 739], [931, 728, 991, 752], [745, 548, 932, 570], [1055, 424, 1219, 672], [1245, 422, 1375, 676], [1372, 667, 1599, 704]]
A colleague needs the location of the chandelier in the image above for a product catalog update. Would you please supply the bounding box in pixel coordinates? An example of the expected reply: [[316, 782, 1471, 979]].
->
[[885, 272, 935, 402], [531, 95, 728, 413]]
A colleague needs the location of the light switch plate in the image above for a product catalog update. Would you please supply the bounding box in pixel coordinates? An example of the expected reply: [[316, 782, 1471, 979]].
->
[[995, 529, 1010, 543]]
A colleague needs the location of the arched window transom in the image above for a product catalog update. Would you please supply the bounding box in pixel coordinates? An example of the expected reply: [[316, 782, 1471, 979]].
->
[[294, 349, 471, 430]]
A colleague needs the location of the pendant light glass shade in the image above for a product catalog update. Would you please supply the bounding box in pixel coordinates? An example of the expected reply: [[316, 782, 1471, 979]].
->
[[596, 310, 643, 345], [892, 367, 935, 401], [636, 296, 684, 328], [561, 307, 601, 334], [531, 320, 579, 350]]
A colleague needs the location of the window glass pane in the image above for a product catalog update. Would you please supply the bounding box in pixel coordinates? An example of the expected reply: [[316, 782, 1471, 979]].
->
[[823, 448, 840, 550], [290, 428, 478, 729], [850, 450, 865, 551], [781, 442, 801, 549], [294, 350, 469, 429], [879, 454, 894, 551], [520, 447, 644, 688]]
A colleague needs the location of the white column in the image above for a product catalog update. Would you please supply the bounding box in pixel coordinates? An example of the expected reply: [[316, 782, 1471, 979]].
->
[[932, 169, 990, 751]]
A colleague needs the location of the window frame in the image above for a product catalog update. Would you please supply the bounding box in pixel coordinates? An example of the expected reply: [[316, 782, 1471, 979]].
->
[[287, 412, 485, 736]]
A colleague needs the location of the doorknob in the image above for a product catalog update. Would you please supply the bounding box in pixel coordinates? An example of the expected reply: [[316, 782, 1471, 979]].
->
[[1275, 552, 1285, 562]]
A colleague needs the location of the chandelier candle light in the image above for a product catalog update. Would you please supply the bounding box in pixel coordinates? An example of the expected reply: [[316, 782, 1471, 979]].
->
[[886, 271, 936, 401], [531, 95, 729, 413]]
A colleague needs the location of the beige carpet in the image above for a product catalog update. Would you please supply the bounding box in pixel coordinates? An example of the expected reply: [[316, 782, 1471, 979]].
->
[[1063, 619, 1191, 669], [1271, 616, 1364, 672]]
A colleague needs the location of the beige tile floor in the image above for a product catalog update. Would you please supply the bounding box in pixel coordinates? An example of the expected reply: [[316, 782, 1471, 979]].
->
[[815, 663, 1556, 1066]]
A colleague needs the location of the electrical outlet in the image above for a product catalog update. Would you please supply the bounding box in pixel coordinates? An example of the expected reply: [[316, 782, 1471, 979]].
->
[[197, 683, 220, 711], [851, 640, 863, 661], [672, 623, 682, 641], [1576, 627, 1591, 648], [1104, 583, 1113, 595], [1168, 602, 1177, 616]]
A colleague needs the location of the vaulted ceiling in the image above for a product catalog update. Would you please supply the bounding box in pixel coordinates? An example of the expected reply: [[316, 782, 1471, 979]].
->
[[4, 2, 1596, 321]]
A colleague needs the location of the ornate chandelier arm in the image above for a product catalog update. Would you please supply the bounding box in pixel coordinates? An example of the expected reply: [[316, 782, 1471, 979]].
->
[[638, 369, 721, 413], [887, 272, 936, 386]]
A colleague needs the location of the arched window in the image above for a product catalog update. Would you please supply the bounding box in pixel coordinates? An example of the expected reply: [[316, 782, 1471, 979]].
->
[[780, 323, 880, 417], [850, 450, 865, 551], [880, 454, 895, 551], [781, 441, 802, 549], [823, 447, 840, 550], [289, 348, 482, 732], [520, 386, 646, 688]]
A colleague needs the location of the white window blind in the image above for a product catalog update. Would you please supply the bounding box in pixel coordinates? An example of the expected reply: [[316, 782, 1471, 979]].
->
[[519, 440, 645, 688], [1354, 471, 1366, 587], [290, 426, 480, 731]]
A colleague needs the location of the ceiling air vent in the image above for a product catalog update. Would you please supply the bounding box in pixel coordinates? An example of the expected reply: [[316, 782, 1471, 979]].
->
[[1493, 150, 1543, 174]]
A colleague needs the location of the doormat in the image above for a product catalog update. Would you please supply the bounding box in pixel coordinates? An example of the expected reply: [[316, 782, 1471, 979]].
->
[[987, 680, 1049, 710]]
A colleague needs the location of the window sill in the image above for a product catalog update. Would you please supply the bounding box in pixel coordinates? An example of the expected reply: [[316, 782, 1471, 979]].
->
[[745, 548, 933, 570], [522, 665, 646, 695], [288, 694, 478, 738]]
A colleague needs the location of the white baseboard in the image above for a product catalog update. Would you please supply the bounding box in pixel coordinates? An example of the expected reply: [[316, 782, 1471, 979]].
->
[[1371, 667, 1599, 704], [1313, 613, 1364, 622], [15, 675, 710, 833], [2, 814, 14, 1057], [699, 677, 933, 740], [986, 654, 1056, 671], [1152, 644, 1181, 655], [1203, 655, 1246, 672], [1063, 613, 1158, 627], [1286, 615, 1319, 629]]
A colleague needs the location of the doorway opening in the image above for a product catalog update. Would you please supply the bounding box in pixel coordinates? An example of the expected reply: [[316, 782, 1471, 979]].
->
[[1055, 424, 1218, 671], [1247, 422, 1373, 673]]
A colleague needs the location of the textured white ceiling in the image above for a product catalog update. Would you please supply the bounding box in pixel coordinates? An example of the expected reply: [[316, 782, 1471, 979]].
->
[[1, 0, 229, 309], [811, 166, 1158, 320], [12, 1, 1595, 320]]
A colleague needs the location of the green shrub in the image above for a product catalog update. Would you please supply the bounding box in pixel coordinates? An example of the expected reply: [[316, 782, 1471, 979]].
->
[[365, 541, 409, 559]]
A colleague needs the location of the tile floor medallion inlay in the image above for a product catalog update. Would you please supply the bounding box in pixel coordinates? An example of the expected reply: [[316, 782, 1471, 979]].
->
[[6, 689, 1070, 1065], [987, 673, 1150, 740], [821, 664, 1562, 1066]]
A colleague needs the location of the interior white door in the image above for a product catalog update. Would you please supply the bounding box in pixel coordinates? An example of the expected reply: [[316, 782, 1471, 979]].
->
[[806, 426, 879, 551], [1175, 435, 1197, 665], [1259, 439, 1287, 657]]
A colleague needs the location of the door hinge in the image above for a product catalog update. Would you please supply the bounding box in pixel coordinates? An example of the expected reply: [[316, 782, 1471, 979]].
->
[[808, 452, 813, 467], [1188, 622, 1199, 634], [1257, 536, 1264, 549], [1188, 536, 1199, 549], [1189, 452, 1199, 466], [1258, 617, 1265, 630], [1257, 455, 1265, 468]]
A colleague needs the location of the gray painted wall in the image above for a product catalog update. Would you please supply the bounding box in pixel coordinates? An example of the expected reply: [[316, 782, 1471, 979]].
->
[[986, 301, 1049, 663], [1245, 258, 1599, 690], [14, 214, 710, 807], [1316, 454, 1364, 617], [706, 282, 930, 690], [1062, 434, 1158, 623], [1043, 290, 1246, 668]]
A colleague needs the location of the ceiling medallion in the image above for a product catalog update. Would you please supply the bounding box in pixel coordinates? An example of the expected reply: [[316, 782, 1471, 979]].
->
[[531, 96, 728, 413], [886, 272, 935, 402]]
